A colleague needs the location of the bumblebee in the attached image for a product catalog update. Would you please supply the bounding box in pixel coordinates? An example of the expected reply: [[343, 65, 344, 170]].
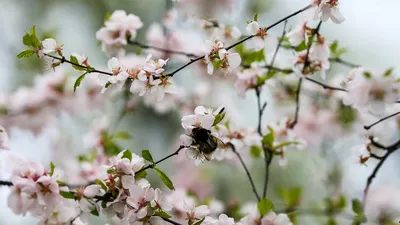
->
[[191, 127, 225, 161]]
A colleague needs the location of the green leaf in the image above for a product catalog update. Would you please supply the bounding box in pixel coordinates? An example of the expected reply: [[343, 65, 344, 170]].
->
[[253, 12, 259, 22], [262, 126, 274, 147], [154, 211, 172, 219], [56, 180, 67, 186], [22, 33, 33, 46], [326, 217, 337, 225], [59, 191, 75, 199], [135, 170, 147, 180], [104, 12, 111, 21], [193, 217, 206, 225], [17, 49, 35, 58], [95, 179, 107, 191], [273, 141, 300, 150], [105, 82, 112, 88], [337, 195, 347, 209], [352, 199, 363, 215], [29, 25, 41, 48], [74, 72, 88, 92], [49, 162, 55, 176], [107, 167, 116, 174], [122, 149, 133, 161], [113, 132, 131, 140], [90, 208, 99, 216], [384, 68, 393, 77], [154, 167, 175, 190], [213, 112, 226, 126], [136, 47, 143, 56], [70, 56, 86, 71], [258, 198, 275, 216], [295, 40, 308, 52], [142, 150, 154, 163], [250, 145, 262, 158], [363, 72, 372, 79], [330, 40, 338, 53]]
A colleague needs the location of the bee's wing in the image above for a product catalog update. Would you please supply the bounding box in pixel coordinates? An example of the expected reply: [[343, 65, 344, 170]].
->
[[216, 137, 227, 149], [204, 153, 214, 161], [185, 146, 200, 160]]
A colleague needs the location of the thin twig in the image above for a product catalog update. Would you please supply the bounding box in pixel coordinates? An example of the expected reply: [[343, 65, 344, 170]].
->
[[128, 40, 200, 58], [289, 21, 322, 129], [304, 77, 347, 92], [364, 110, 400, 130], [44, 53, 113, 76], [329, 58, 359, 68], [362, 150, 394, 207], [0, 181, 13, 186], [289, 78, 303, 129], [167, 4, 313, 76], [228, 142, 261, 201], [161, 217, 183, 225], [136, 145, 186, 173]]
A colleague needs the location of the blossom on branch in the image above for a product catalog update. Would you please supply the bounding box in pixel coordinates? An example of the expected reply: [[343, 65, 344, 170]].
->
[[96, 10, 143, 56], [245, 21, 278, 52], [311, 0, 345, 24], [342, 68, 400, 115]]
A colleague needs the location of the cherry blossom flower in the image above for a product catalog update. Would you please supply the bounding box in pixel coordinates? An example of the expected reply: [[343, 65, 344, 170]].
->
[[311, 0, 345, 24], [245, 21, 278, 52], [204, 214, 237, 225], [218, 49, 242, 75], [143, 54, 169, 76], [96, 10, 143, 56], [293, 48, 330, 80], [342, 68, 400, 115], [261, 211, 293, 225], [286, 21, 311, 46], [37, 199, 80, 225], [98, 57, 129, 93], [71, 52, 90, 67], [150, 188, 173, 211], [203, 39, 224, 75], [124, 185, 155, 222], [41, 38, 63, 56], [0, 125, 9, 150], [234, 63, 267, 97], [185, 205, 211, 224]]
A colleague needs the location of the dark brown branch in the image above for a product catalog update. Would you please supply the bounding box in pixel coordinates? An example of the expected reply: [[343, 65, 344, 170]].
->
[[161, 217, 183, 225], [165, 56, 205, 77], [44, 54, 113, 76], [166, 4, 313, 76], [289, 77, 303, 129], [136, 145, 186, 173], [329, 58, 359, 68], [364, 111, 400, 130], [362, 150, 394, 207], [304, 77, 348, 92], [269, 20, 288, 68], [289, 21, 322, 129], [0, 181, 13, 186], [228, 142, 261, 201], [128, 40, 200, 58]]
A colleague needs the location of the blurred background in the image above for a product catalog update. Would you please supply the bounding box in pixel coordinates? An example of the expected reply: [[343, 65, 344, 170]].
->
[[1, 0, 400, 224]]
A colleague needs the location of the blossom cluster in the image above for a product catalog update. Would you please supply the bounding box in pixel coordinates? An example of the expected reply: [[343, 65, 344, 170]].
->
[[96, 10, 144, 56]]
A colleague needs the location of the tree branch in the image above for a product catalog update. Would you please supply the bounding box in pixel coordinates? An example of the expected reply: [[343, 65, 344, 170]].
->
[[329, 58, 359, 68], [364, 110, 400, 130], [289, 21, 322, 129], [304, 77, 347, 92], [167, 4, 313, 76], [128, 40, 200, 58], [136, 145, 187, 173], [228, 142, 261, 201]]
